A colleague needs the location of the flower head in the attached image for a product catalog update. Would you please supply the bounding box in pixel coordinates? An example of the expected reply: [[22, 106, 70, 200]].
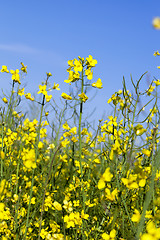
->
[[53, 82, 60, 90], [92, 78, 103, 89], [10, 69, 21, 84], [21, 62, 27, 73], [78, 92, 88, 102], [61, 93, 72, 100], [1, 65, 9, 73], [86, 55, 97, 67]]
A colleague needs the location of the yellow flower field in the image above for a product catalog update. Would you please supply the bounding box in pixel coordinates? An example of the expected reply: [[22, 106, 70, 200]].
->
[[1, 25, 160, 239]]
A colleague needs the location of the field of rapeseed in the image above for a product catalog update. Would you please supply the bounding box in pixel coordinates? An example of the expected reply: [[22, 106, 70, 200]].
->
[[1, 17, 160, 240]]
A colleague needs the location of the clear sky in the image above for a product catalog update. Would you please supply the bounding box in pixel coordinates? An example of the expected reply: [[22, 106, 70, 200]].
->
[[0, 0, 160, 124]]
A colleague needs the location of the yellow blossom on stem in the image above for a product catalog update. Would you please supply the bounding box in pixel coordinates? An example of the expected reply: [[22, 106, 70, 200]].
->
[[153, 51, 160, 56], [74, 59, 83, 72], [131, 209, 141, 223], [105, 188, 118, 201], [142, 149, 151, 157], [101, 229, 116, 240], [86, 55, 97, 67], [53, 201, 62, 211], [153, 79, 160, 86], [2, 97, 8, 104], [98, 167, 113, 189], [37, 85, 47, 95], [122, 173, 138, 189], [10, 69, 21, 84], [45, 94, 52, 102], [21, 62, 27, 73], [78, 92, 88, 102], [46, 72, 52, 77], [25, 93, 34, 101], [85, 68, 93, 80], [61, 92, 72, 100], [52, 82, 60, 90], [141, 221, 160, 240], [134, 124, 146, 136], [63, 122, 70, 130], [147, 85, 155, 95], [92, 78, 103, 89], [18, 88, 24, 96], [1, 65, 9, 73]]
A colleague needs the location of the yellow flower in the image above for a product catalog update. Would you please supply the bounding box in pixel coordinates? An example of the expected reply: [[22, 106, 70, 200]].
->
[[37, 85, 47, 95], [1, 65, 9, 73], [105, 188, 118, 201], [10, 69, 21, 84], [78, 92, 88, 102], [153, 17, 160, 30], [98, 168, 113, 189], [153, 79, 160, 86], [23, 149, 36, 169], [122, 174, 138, 189], [47, 72, 52, 77], [38, 141, 44, 149], [153, 51, 160, 56], [74, 59, 83, 72], [141, 221, 160, 240], [53, 201, 62, 211], [63, 122, 70, 130], [102, 229, 116, 239], [25, 93, 34, 101], [2, 97, 8, 104], [92, 78, 103, 89], [61, 92, 72, 100], [103, 167, 113, 182], [134, 124, 146, 136], [131, 209, 141, 223], [52, 82, 60, 90], [21, 62, 27, 73], [45, 94, 52, 102], [81, 210, 89, 220], [147, 85, 155, 95], [85, 68, 93, 80], [68, 59, 74, 68], [18, 88, 24, 96], [142, 149, 151, 157], [86, 55, 97, 67], [64, 70, 80, 84]]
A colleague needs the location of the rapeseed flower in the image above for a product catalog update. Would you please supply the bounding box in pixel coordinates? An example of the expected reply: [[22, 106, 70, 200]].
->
[[10, 69, 21, 84], [92, 78, 103, 89], [2, 97, 8, 104], [25, 93, 34, 101], [78, 92, 88, 102], [86, 55, 97, 67], [1, 65, 9, 73], [21, 62, 27, 73], [61, 92, 72, 100]]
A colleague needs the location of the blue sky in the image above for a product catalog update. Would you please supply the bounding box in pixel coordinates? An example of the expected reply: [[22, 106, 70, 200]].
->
[[0, 1, 160, 124]]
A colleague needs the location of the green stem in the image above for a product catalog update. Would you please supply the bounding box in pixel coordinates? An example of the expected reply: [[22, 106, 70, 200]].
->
[[23, 94, 45, 239], [78, 67, 85, 239]]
